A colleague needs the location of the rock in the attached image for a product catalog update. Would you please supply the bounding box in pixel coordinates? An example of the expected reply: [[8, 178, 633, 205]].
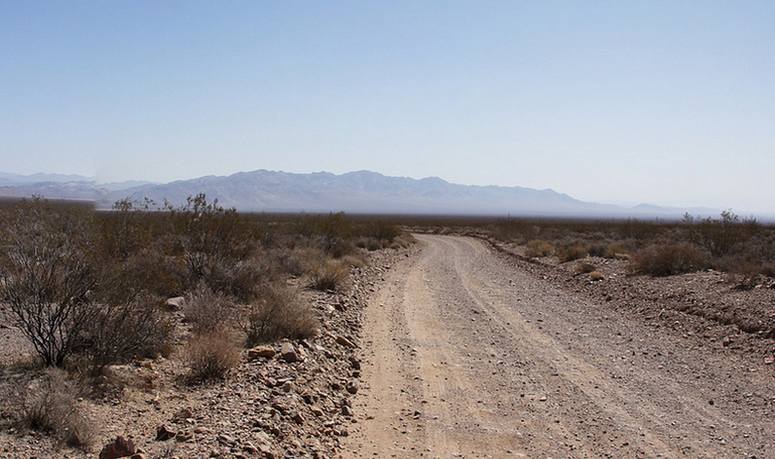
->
[[217, 433, 236, 445], [155, 424, 176, 441], [346, 380, 359, 394], [349, 356, 361, 370], [247, 346, 276, 360], [280, 343, 300, 362], [291, 411, 305, 424], [99, 436, 136, 459], [336, 335, 355, 348], [165, 296, 185, 311]]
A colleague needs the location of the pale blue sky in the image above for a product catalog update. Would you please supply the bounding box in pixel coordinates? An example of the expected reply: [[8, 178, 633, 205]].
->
[[1, 1, 773, 212]]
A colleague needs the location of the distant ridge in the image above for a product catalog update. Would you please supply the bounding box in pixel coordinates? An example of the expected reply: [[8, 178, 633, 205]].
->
[[0, 169, 721, 218]]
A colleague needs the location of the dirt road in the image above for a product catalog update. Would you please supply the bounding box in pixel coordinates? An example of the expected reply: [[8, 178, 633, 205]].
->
[[344, 235, 774, 458]]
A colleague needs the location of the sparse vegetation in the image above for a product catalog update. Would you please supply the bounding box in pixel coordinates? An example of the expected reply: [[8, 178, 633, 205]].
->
[[185, 330, 241, 382], [243, 285, 318, 346], [19, 369, 95, 449], [310, 259, 350, 291]]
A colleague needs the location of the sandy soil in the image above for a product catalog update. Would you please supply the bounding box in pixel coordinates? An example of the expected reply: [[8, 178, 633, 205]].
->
[[344, 234, 774, 458]]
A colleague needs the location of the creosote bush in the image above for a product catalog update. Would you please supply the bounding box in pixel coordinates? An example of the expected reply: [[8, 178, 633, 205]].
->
[[0, 198, 97, 367], [556, 241, 589, 263], [525, 239, 554, 258], [244, 286, 318, 346], [80, 293, 173, 371], [630, 243, 710, 276]]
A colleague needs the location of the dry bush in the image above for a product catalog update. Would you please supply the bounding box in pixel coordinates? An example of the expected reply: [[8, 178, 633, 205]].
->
[[630, 243, 710, 276], [556, 241, 589, 263], [279, 247, 325, 276], [525, 240, 554, 258], [186, 330, 240, 382], [0, 198, 97, 367], [243, 286, 318, 346], [184, 284, 234, 335], [576, 262, 596, 274], [356, 236, 384, 251], [80, 293, 173, 371], [19, 369, 96, 449], [603, 242, 631, 259], [96, 250, 185, 304], [341, 252, 367, 268], [309, 259, 350, 291]]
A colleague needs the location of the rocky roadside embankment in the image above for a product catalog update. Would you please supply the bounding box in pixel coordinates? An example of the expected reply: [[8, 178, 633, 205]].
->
[[0, 246, 417, 459]]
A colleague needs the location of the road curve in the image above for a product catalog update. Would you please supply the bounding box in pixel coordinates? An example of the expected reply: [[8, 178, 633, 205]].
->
[[343, 234, 773, 458]]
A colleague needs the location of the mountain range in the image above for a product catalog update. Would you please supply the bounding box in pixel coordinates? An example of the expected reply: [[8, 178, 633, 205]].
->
[[0, 170, 720, 218]]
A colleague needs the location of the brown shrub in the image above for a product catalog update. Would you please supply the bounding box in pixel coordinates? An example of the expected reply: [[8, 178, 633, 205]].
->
[[576, 262, 596, 274], [0, 198, 97, 367], [186, 330, 240, 382], [279, 247, 325, 276], [525, 240, 554, 258], [309, 259, 349, 291], [630, 243, 710, 276], [79, 293, 173, 370], [19, 369, 96, 449], [184, 284, 235, 335], [556, 241, 589, 263], [243, 286, 318, 346]]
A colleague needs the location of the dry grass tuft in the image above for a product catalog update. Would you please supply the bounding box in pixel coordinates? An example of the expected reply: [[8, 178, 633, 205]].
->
[[185, 330, 241, 382], [309, 259, 350, 291], [19, 369, 96, 449], [243, 286, 318, 346], [184, 284, 235, 335]]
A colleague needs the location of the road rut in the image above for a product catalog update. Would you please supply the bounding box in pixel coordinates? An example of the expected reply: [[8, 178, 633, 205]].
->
[[344, 235, 773, 458]]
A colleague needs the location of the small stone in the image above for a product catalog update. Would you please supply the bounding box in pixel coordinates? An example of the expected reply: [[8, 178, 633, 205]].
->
[[346, 380, 359, 394], [336, 335, 355, 348], [165, 296, 185, 311], [99, 436, 136, 459], [247, 346, 276, 360], [280, 343, 300, 362], [155, 424, 176, 441]]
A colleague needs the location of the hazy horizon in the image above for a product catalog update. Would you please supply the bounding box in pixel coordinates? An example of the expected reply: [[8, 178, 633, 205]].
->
[[2, 2, 774, 213]]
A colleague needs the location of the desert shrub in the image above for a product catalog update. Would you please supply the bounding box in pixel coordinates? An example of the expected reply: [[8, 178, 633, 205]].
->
[[186, 330, 240, 382], [556, 241, 589, 263], [171, 194, 257, 292], [356, 236, 384, 251], [184, 284, 234, 335], [359, 220, 401, 242], [278, 247, 325, 276], [525, 239, 554, 258], [630, 243, 710, 276], [95, 250, 186, 305], [202, 258, 265, 302], [685, 211, 758, 257], [0, 198, 97, 367], [604, 242, 631, 259], [587, 243, 608, 258], [309, 259, 349, 291], [341, 252, 367, 268], [19, 369, 95, 448], [576, 262, 596, 274], [243, 286, 318, 346], [79, 293, 173, 370]]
